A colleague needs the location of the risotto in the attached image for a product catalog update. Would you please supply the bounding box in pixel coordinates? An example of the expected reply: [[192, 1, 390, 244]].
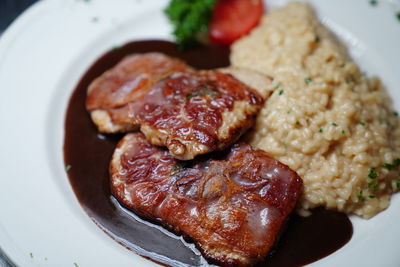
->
[[231, 2, 400, 218]]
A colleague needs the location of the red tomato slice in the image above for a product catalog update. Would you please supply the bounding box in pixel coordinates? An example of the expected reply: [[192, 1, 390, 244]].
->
[[209, 0, 264, 45]]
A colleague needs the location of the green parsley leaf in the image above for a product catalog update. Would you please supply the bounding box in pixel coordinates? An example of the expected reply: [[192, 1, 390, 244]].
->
[[315, 35, 320, 43], [273, 82, 281, 89], [369, 0, 377, 6], [186, 88, 217, 99], [165, 0, 216, 48], [319, 128, 323, 133], [396, 12, 400, 21], [368, 195, 376, 199], [305, 77, 313, 84], [341, 130, 345, 134], [29, 252, 33, 258], [383, 158, 400, 170], [393, 111, 399, 117], [367, 180, 379, 192], [368, 168, 378, 179], [91, 17, 99, 23], [74, 263, 79, 267], [65, 165, 72, 172], [357, 190, 365, 201], [396, 180, 400, 190], [296, 121, 301, 126], [278, 90, 284, 95], [332, 122, 338, 127], [359, 121, 366, 126], [383, 163, 393, 170]]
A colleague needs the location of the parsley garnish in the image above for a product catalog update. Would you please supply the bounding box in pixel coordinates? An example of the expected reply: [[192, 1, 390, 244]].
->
[[396, 180, 400, 190], [74, 263, 79, 267], [305, 77, 313, 84], [383, 163, 394, 170], [396, 12, 400, 21], [273, 82, 281, 89], [315, 35, 320, 43], [369, 195, 376, 199], [359, 121, 366, 126], [186, 88, 217, 99], [91, 17, 99, 23], [383, 158, 400, 170], [368, 168, 378, 179], [65, 165, 72, 172], [296, 121, 301, 126], [393, 111, 399, 117], [319, 128, 323, 133], [332, 122, 338, 127], [369, 0, 377, 6], [357, 190, 365, 201], [341, 130, 346, 134], [368, 181, 378, 192], [165, 0, 216, 48], [278, 90, 284, 95], [29, 252, 33, 258]]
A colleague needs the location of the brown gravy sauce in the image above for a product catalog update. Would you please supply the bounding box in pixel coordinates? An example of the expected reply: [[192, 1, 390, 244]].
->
[[64, 40, 353, 266]]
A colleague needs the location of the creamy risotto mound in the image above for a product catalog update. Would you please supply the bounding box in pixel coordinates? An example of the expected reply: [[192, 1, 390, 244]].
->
[[231, 2, 400, 218]]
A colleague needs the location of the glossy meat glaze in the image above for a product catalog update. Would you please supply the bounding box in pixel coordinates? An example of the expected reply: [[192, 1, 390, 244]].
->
[[110, 133, 303, 266], [86, 53, 264, 160]]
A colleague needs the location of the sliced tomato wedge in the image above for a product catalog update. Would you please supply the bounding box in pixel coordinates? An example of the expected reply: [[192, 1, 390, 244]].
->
[[209, 0, 264, 45]]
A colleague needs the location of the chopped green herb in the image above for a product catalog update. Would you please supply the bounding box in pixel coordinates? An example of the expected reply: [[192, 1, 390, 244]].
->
[[304, 77, 313, 84], [396, 12, 400, 21], [359, 121, 366, 126], [332, 122, 338, 127], [91, 17, 99, 23], [186, 88, 217, 99], [368, 181, 379, 192], [357, 190, 365, 201], [340, 63, 346, 68], [319, 128, 323, 133], [45, 257, 48, 261], [296, 121, 301, 126], [396, 180, 400, 190], [74, 263, 79, 267], [29, 252, 33, 258], [165, 0, 216, 48], [341, 130, 345, 134], [278, 90, 284, 95], [368, 195, 376, 199], [368, 168, 378, 179], [315, 35, 320, 43], [273, 82, 281, 89], [383, 158, 400, 170], [65, 165, 72, 172], [383, 163, 394, 170], [393, 111, 399, 116], [287, 110, 291, 114], [369, 0, 377, 6]]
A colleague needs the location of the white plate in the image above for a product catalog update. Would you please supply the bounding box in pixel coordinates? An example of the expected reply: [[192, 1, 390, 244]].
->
[[0, 0, 399, 266]]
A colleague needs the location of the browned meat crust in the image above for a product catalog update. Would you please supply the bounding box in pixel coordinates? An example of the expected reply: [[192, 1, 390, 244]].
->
[[86, 53, 269, 159], [110, 133, 302, 266]]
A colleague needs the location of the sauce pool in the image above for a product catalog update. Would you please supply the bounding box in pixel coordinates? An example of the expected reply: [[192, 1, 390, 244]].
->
[[64, 40, 353, 267]]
